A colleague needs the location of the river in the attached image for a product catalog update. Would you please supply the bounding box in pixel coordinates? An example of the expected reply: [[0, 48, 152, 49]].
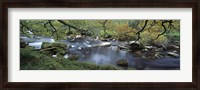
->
[[21, 36, 180, 70]]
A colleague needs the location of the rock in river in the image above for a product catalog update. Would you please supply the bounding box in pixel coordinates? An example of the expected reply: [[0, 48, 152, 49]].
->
[[129, 41, 144, 51], [92, 42, 111, 47], [118, 45, 129, 50], [68, 55, 79, 61], [166, 45, 180, 52], [167, 51, 179, 58], [41, 42, 69, 56], [116, 59, 128, 67]]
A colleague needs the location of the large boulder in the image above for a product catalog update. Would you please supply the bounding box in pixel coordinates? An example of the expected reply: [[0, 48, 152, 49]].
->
[[67, 55, 79, 61], [167, 51, 179, 58], [92, 42, 111, 47], [118, 45, 130, 50], [142, 52, 163, 60], [145, 46, 156, 51], [41, 42, 68, 49], [52, 42, 68, 50], [166, 45, 180, 52], [116, 59, 128, 67], [41, 42, 52, 49], [41, 42, 68, 56], [24, 46, 35, 50], [129, 41, 144, 51]]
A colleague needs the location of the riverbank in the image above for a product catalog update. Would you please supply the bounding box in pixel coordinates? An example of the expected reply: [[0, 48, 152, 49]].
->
[[20, 48, 121, 70]]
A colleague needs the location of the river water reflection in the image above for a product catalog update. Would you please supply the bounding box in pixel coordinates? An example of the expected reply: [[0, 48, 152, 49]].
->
[[22, 37, 180, 70]]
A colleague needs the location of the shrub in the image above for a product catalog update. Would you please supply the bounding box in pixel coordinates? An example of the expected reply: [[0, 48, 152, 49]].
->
[[20, 49, 45, 69], [43, 59, 63, 70]]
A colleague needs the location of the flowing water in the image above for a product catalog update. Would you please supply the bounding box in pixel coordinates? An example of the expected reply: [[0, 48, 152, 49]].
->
[[21, 37, 180, 70]]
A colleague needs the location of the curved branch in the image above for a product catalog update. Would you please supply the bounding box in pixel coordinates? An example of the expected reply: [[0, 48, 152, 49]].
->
[[155, 20, 173, 39], [48, 20, 59, 40], [43, 22, 50, 32], [101, 20, 108, 35], [58, 20, 92, 37], [20, 22, 26, 36], [147, 20, 157, 32], [57, 20, 85, 32], [20, 22, 31, 31], [20, 22, 35, 37], [135, 20, 149, 41]]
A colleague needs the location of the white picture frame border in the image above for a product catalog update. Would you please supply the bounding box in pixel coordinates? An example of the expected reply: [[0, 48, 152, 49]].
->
[[8, 8, 192, 82]]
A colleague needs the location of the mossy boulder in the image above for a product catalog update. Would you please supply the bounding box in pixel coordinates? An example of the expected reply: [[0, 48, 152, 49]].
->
[[41, 42, 52, 49], [24, 46, 35, 50], [54, 47, 66, 56], [167, 51, 179, 58], [41, 42, 68, 56], [68, 55, 79, 61], [52, 42, 68, 50], [42, 42, 68, 49], [116, 59, 128, 67], [100, 65, 118, 70], [129, 41, 145, 51]]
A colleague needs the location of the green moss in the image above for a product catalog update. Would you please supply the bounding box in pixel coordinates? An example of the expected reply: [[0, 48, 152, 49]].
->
[[67, 55, 79, 61], [20, 48, 118, 70], [43, 59, 63, 70], [41, 42, 68, 57], [41, 42, 52, 49], [100, 65, 118, 70], [55, 47, 66, 56], [24, 46, 35, 50], [52, 42, 68, 49]]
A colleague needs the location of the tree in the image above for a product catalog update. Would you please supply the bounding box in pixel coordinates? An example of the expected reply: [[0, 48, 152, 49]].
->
[[20, 20, 180, 46]]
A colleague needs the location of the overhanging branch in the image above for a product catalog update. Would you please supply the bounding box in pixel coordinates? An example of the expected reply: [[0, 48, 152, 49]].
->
[[135, 20, 149, 41], [155, 20, 173, 39]]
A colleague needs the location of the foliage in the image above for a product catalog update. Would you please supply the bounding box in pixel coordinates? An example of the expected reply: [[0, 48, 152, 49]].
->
[[20, 20, 180, 46], [115, 24, 136, 41]]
